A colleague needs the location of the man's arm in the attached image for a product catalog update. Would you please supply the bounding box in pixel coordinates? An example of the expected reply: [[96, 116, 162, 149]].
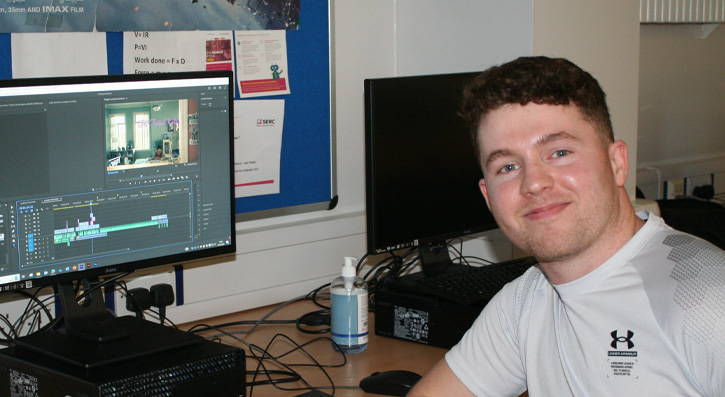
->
[[408, 358, 475, 396]]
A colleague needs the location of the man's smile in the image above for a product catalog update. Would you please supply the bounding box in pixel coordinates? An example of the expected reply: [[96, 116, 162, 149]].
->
[[523, 202, 570, 221]]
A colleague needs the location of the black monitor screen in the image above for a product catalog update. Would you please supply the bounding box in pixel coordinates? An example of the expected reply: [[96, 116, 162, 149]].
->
[[364, 72, 499, 260], [0, 71, 236, 292]]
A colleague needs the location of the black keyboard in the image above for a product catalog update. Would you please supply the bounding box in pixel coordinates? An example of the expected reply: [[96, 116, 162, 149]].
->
[[417, 256, 538, 306]]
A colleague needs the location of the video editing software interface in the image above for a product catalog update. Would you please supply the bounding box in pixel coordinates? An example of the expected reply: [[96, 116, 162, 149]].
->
[[0, 74, 234, 291]]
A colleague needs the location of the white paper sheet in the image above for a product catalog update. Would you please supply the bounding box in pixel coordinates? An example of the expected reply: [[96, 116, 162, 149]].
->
[[234, 99, 285, 197], [11, 33, 108, 78], [235, 30, 291, 98], [123, 31, 234, 74]]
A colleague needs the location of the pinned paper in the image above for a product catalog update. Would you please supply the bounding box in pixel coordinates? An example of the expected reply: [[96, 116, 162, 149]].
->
[[234, 99, 285, 197], [235, 30, 290, 98], [124, 31, 234, 73], [11, 33, 107, 78]]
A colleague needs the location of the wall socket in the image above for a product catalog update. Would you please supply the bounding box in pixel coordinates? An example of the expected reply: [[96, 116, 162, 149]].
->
[[664, 173, 715, 200], [664, 178, 685, 199]]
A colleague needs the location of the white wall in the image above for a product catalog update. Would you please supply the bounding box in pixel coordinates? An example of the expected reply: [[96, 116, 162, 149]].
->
[[393, 0, 532, 76], [636, 23, 725, 199]]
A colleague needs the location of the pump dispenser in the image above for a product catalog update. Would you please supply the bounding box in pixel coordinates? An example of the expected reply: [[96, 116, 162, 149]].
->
[[330, 257, 368, 353]]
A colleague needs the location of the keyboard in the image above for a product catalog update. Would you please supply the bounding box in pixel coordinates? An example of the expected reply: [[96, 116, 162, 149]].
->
[[416, 256, 538, 306]]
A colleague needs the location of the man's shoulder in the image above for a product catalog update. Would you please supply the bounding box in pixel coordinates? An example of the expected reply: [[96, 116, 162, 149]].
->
[[649, 228, 725, 393], [635, 214, 725, 267], [635, 223, 725, 345], [649, 222, 725, 270], [634, 221, 725, 302]]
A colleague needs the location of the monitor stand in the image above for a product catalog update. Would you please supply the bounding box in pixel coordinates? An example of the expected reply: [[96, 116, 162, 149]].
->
[[418, 241, 466, 278], [381, 241, 470, 295], [14, 279, 200, 369]]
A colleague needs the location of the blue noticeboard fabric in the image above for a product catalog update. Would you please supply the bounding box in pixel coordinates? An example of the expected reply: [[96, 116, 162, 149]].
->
[[0, 1, 334, 217], [106, 32, 123, 75], [235, 0, 333, 215], [0, 34, 10, 79]]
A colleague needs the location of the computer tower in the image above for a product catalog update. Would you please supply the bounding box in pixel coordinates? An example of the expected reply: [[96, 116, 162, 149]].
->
[[374, 273, 485, 349], [0, 339, 245, 396]]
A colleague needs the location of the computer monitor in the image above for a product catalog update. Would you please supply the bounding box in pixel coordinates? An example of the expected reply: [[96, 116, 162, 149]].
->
[[364, 72, 499, 277], [0, 71, 236, 365]]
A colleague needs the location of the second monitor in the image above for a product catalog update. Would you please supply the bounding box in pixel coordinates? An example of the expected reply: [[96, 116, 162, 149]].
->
[[364, 71, 498, 276]]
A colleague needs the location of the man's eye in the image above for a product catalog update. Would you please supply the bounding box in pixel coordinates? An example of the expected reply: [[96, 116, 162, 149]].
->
[[498, 163, 519, 173], [552, 149, 570, 158]]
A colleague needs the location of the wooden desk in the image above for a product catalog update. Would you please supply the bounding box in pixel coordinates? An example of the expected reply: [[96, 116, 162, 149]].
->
[[180, 300, 447, 396]]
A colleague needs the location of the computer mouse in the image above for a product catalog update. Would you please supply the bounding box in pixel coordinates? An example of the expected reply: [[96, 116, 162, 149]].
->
[[359, 370, 422, 396]]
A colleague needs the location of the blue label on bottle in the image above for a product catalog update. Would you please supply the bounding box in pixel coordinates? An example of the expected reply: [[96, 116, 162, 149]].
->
[[331, 293, 368, 346]]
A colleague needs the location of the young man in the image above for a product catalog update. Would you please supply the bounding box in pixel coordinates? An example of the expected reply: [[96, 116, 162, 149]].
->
[[409, 57, 725, 396]]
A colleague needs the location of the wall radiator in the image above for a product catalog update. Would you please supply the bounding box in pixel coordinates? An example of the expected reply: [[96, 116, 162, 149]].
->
[[640, 0, 725, 23]]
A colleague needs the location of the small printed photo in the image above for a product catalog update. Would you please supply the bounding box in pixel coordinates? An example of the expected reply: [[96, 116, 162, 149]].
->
[[206, 39, 233, 63]]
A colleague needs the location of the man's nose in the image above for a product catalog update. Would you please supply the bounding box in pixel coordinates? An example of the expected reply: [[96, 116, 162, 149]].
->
[[520, 162, 554, 196]]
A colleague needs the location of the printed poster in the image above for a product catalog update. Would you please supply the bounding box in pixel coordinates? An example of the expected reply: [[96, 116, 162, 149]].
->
[[0, 0, 300, 32], [234, 99, 284, 197], [235, 30, 291, 98], [124, 31, 234, 74]]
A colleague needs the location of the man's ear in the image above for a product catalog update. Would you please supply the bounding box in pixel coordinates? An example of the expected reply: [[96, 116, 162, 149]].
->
[[609, 140, 629, 188], [479, 178, 492, 211]]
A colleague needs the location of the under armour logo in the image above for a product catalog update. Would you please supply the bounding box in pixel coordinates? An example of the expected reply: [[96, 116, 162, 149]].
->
[[610, 330, 635, 349]]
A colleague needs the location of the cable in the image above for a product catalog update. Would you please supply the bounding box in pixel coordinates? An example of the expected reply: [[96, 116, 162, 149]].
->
[[361, 249, 412, 288], [250, 333, 343, 395], [245, 370, 302, 387], [187, 319, 296, 335], [447, 241, 496, 268], [296, 309, 330, 334], [187, 296, 351, 396], [0, 313, 17, 344], [306, 283, 331, 310], [192, 295, 307, 340], [13, 289, 54, 328], [209, 326, 312, 396], [39, 273, 133, 334], [355, 253, 370, 273], [75, 272, 131, 303], [198, 322, 344, 397], [8, 287, 56, 341]]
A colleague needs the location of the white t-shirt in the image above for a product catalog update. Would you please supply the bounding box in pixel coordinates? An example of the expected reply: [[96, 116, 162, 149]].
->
[[446, 213, 725, 396]]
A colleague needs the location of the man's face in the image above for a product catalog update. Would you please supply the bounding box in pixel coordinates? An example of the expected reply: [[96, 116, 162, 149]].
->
[[477, 103, 628, 264]]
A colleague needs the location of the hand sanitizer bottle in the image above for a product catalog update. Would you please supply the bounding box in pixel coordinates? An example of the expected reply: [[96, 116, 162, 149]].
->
[[330, 257, 368, 353]]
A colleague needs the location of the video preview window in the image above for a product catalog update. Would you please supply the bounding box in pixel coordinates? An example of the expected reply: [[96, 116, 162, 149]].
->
[[105, 98, 199, 171]]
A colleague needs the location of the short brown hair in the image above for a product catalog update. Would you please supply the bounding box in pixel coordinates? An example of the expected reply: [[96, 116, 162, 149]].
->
[[461, 56, 614, 159]]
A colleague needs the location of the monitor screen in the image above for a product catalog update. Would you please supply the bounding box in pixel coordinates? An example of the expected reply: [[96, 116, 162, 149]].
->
[[364, 72, 499, 274], [0, 71, 236, 293]]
